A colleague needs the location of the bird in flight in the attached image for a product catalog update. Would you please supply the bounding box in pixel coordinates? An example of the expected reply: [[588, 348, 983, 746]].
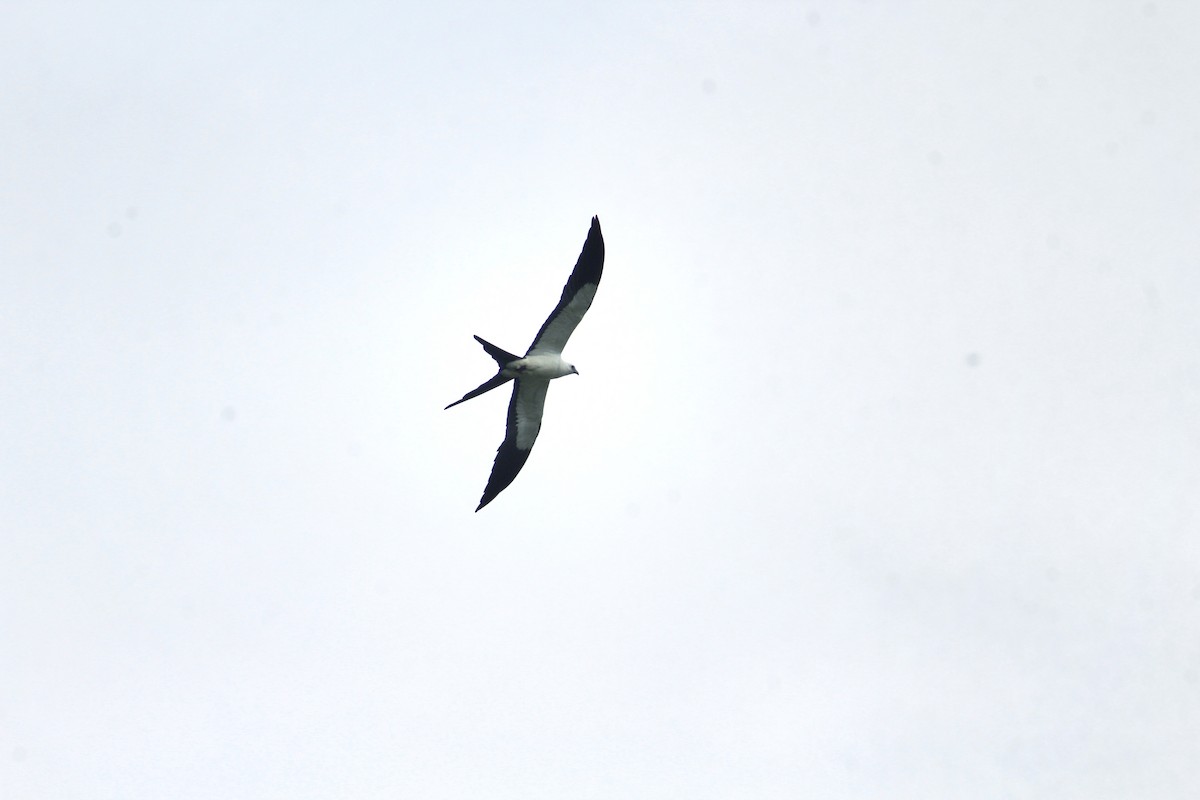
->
[[446, 216, 605, 511]]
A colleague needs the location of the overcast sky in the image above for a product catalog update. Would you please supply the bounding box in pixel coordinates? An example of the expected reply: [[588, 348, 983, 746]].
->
[[2, 2, 1198, 798]]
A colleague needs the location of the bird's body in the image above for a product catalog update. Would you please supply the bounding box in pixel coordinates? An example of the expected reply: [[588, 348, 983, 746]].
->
[[445, 217, 605, 511], [505, 353, 579, 380]]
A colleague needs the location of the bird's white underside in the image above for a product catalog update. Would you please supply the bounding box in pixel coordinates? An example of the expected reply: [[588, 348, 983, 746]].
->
[[506, 353, 576, 378]]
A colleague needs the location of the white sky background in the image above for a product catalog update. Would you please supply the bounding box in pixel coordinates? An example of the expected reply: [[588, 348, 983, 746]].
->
[[2, 1, 1198, 797]]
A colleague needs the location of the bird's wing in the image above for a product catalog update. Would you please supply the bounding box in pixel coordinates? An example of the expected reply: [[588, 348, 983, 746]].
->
[[525, 216, 604, 356], [476, 377, 550, 511]]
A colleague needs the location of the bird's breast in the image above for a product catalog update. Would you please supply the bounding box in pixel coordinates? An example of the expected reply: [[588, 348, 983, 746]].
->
[[506, 354, 575, 379]]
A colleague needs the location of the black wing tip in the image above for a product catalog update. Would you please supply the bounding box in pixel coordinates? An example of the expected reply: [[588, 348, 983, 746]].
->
[[474, 475, 509, 512], [587, 216, 602, 246], [474, 436, 533, 512], [574, 216, 605, 285]]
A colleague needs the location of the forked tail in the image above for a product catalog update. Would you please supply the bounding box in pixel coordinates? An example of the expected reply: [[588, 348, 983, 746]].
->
[[444, 335, 520, 410]]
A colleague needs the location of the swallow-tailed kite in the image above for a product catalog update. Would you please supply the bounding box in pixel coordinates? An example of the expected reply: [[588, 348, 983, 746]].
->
[[446, 216, 605, 511]]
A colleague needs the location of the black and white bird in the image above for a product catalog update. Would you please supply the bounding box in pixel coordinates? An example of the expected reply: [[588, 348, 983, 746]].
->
[[446, 216, 605, 511]]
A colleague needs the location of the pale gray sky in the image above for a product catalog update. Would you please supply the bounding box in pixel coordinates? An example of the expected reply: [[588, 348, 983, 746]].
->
[[2, 2, 1198, 798]]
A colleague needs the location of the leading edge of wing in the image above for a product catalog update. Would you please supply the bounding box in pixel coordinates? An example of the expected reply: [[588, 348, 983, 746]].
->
[[476, 378, 551, 511], [526, 216, 604, 356]]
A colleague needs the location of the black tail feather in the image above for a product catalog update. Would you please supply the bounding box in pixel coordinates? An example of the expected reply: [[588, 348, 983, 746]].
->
[[444, 372, 513, 410], [474, 335, 520, 367]]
